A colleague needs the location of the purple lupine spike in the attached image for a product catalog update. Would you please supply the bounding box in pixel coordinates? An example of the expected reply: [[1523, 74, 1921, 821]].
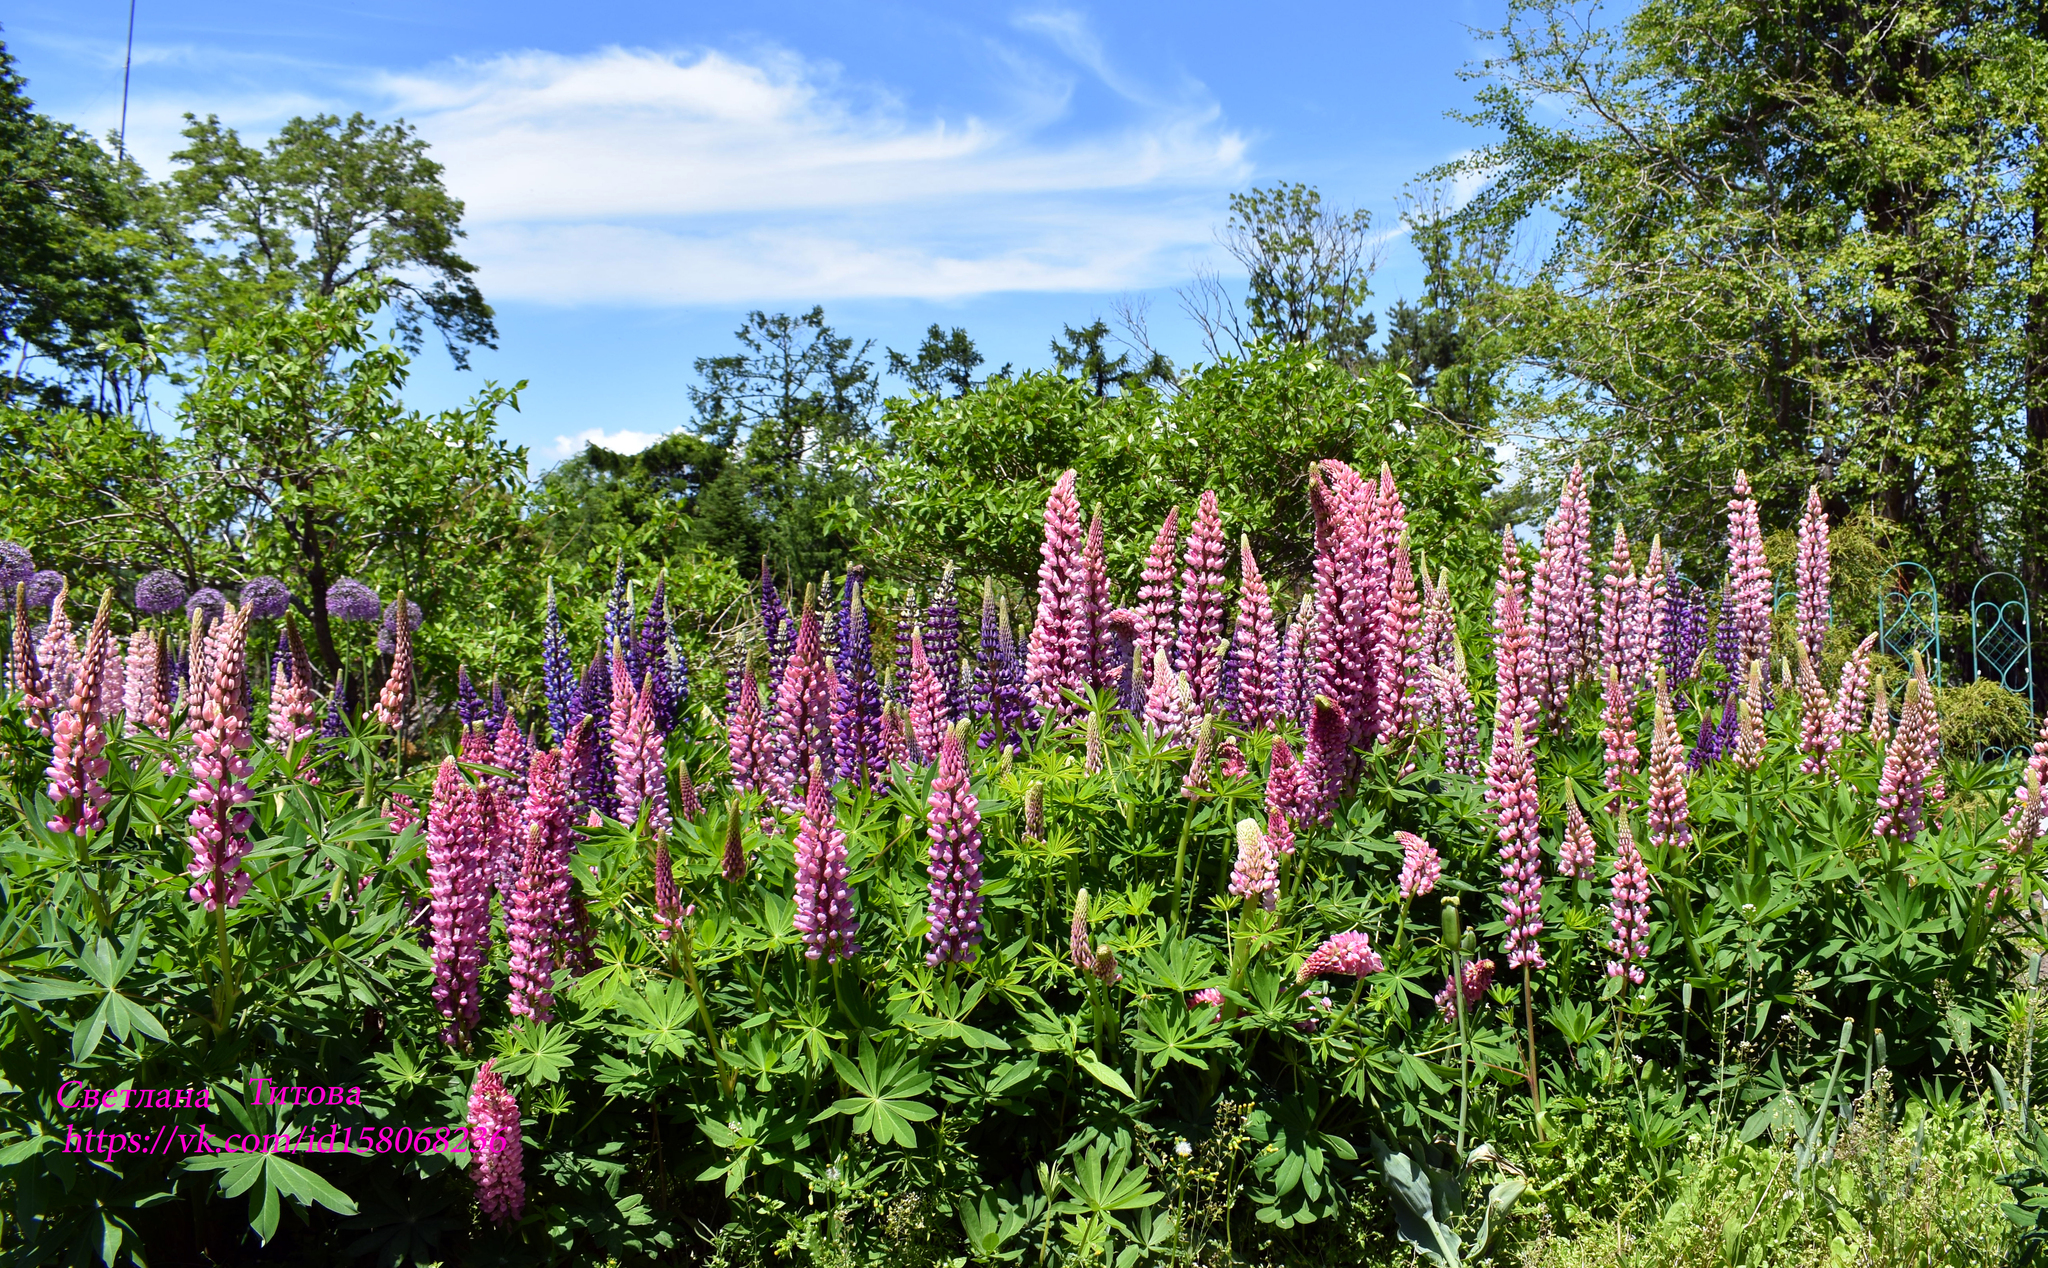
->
[[1559, 799, 1598, 880], [467, 1060, 526, 1224], [1229, 817, 1278, 910], [1873, 656, 1939, 846], [1725, 471, 1773, 675], [925, 724, 986, 965], [319, 690, 346, 740], [542, 581, 576, 744], [1490, 716, 1545, 971], [1297, 696, 1346, 827], [832, 569, 884, 789], [975, 586, 1030, 751], [1646, 672, 1692, 854], [1231, 538, 1280, 729], [638, 573, 675, 731], [1663, 579, 1710, 684], [676, 756, 702, 820], [792, 761, 858, 963], [186, 604, 257, 909], [924, 565, 967, 721], [771, 596, 835, 806], [1279, 603, 1314, 725], [46, 592, 114, 836], [602, 556, 631, 658], [1297, 930, 1383, 983], [1176, 490, 1229, 710], [666, 629, 690, 724], [652, 838, 686, 940], [427, 758, 489, 1045], [1600, 661, 1639, 794], [908, 626, 949, 762], [759, 558, 792, 689], [727, 667, 767, 794], [487, 679, 507, 736], [456, 665, 483, 729], [1796, 485, 1831, 667], [1605, 813, 1649, 986], [576, 647, 620, 817], [1024, 471, 1084, 716]]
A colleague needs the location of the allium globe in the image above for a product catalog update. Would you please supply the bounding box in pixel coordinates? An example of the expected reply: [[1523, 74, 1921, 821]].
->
[[185, 587, 228, 620], [133, 569, 189, 616], [239, 576, 292, 618], [0, 542, 30, 593], [382, 596, 423, 633], [26, 571, 63, 608], [325, 577, 380, 623]]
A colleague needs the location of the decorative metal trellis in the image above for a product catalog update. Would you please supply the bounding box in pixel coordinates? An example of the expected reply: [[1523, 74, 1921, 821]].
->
[[1878, 562, 1943, 688], [1973, 572, 2036, 763]]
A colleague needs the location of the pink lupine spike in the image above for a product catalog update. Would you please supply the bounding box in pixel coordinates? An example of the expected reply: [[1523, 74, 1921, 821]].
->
[[1437, 957, 1495, 1022], [1626, 538, 1668, 692], [1873, 656, 1939, 846], [125, 631, 167, 738], [1232, 537, 1280, 729], [1597, 525, 1633, 682], [1490, 528, 1538, 742], [1279, 601, 1314, 725], [45, 591, 114, 837], [1529, 474, 1578, 719], [1376, 532, 1421, 746], [1413, 566, 1457, 730], [2005, 705, 2048, 843], [38, 581, 76, 716], [1142, 646, 1195, 744], [771, 597, 834, 807], [1735, 660, 1766, 773], [96, 622, 124, 729], [1827, 633, 1879, 759], [11, 583, 49, 735], [1266, 802, 1296, 859], [792, 760, 858, 963], [925, 724, 986, 964], [1396, 830, 1442, 899], [1867, 670, 1892, 749], [1796, 485, 1832, 666], [1025, 469, 1083, 713], [427, 758, 488, 1045], [1794, 641, 1833, 773], [1075, 506, 1113, 693], [185, 603, 257, 909], [1134, 506, 1181, 694], [1297, 930, 1383, 983], [1600, 661, 1639, 794], [1489, 716, 1545, 970], [1725, 472, 1773, 672], [1355, 467, 1398, 747], [1605, 813, 1649, 986], [373, 589, 413, 732], [1297, 696, 1346, 827], [1561, 464, 1596, 681], [1310, 462, 1372, 753], [467, 1059, 526, 1223], [616, 673, 671, 838], [1176, 490, 1229, 710], [507, 821, 569, 1022], [1559, 799, 1598, 880], [726, 666, 766, 794], [1229, 817, 1278, 910], [908, 626, 949, 760], [1180, 714, 1215, 798], [1645, 670, 1691, 855]]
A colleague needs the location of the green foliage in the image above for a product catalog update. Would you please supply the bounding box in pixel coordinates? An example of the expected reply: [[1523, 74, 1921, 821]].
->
[[1936, 680, 2036, 760]]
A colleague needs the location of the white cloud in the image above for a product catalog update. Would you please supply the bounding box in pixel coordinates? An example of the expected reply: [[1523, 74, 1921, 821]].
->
[[549, 426, 677, 458]]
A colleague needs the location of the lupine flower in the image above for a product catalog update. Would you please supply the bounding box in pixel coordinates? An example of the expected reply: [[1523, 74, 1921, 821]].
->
[[601, 556, 630, 659], [1646, 671, 1692, 854], [1229, 817, 1278, 910], [1143, 647, 1195, 744], [467, 1060, 525, 1224], [1023, 780, 1046, 843], [186, 604, 257, 909], [540, 582, 576, 743], [636, 573, 678, 732], [1490, 717, 1546, 970], [1217, 735, 1247, 780], [1490, 528, 1539, 741], [1188, 988, 1223, 1023], [455, 665, 483, 730], [1069, 888, 1091, 975], [373, 591, 414, 731], [2007, 765, 2044, 854], [1376, 533, 1422, 745], [1231, 537, 1280, 728], [1437, 958, 1496, 1023], [1600, 662, 1640, 794], [1796, 485, 1831, 666], [1725, 471, 1774, 674], [134, 569, 188, 616], [576, 648, 620, 818], [1266, 803, 1296, 859], [616, 674, 671, 838], [10, 584, 48, 733], [2005, 709, 2048, 843], [124, 631, 171, 737], [1180, 715, 1215, 798], [1084, 710, 1105, 773], [975, 586, 1031, 752], [879, 699, 910, 776], [832, 570, 885, 786], [46, 592, 114, 836], [759, 557, 793, 690], [1294, 983, 1335, 1032], [1598, 526, 1633, 685], [907, 625, 950, 762], [522, 747, 573, 914], [427, 758, 488, 1044], [1874, 657, 1939, 846], [507, 823, 568, 1022], [1279, 606, 1313, 726], [1663, 581, 1711, 684], [1425, 645, 1482, 778], [652, 838, 684, 941], [793, 762, 858, 963], [1297, 930, 1384, 983], [771, 598, 834, 808], [1176, 490, 1229, 709], [1310, 461, 1374, 755], [240, 576, 291, 619], [1606, 813, 1650, 986], [1396, 830, 1442, 898], [924, 565, 968, 722], [1624, 538, 1668, 692], [325, 577, 380, 623], [1072, 507, 1113, 694], [726, 667, 766, 794], [1088, 943, 1121, 985], [38, 581, 76, 713], [1867, 670, 1892, 749], [721, 803, 748, 881], [1734, 660, 1767, 772], [1416, 567, 1459, 719], [1826, 633, 1878, 757], [1296, 697, 1346, 826], [1793, 642, 1833, 773], [925, 725, 986, 965], [266, 625, 321, 751], [1559, 800, 1598, 880], [675, 758, 702, 820], [1264, 737, 1302, 827], [1134, 507, 1181, 694], [1025, 470, 1084, 715], [1531, 463, 1593, 718], [0, 542, 29, 595]]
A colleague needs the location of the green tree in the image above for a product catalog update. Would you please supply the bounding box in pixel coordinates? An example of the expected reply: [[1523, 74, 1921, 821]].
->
[[162, 112, 494, 366], [1182, 183, 1380, 372], [887, 323, 988, 396], [0, 39, 154, 410], [1049, 320, 1173, 398]]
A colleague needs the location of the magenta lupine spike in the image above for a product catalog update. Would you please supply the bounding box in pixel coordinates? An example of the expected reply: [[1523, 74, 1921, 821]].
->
[[1425, 642, 1482, 778], [726, 667, 766, 794], [1530, 480, 1576, 720], [1796, 485, 1832, 666], [1232, 537, 1280, 729], [1074, 507, 1113, 693], [1297, 697, 1346, 827], [792, 762, 858, 963], [11, 583, 49, 735], [1437, 958, 1496, 1023], [1605, 813, 1649, 986], [45, 593, 113, 837], [185, 604, 257, 909], [1134, 506, 1181, 696], [1725, 471, 1774, 673], [1176, 490, 1229, 709], [1069, 888, 1091, 974], [1297, 930, 1383, 983], [1143, 646, 1196, 744], [373, 590, 413, 731], [1490, 528, 1539, 742], [1229, 817, 1278, 910], [521, 749, 574, 951], [1355, 467, 1398, 747], [1874, 658, 1939, 846], [1598, 526, 1634, 682], [467, 1059, 526, 1224], [1645, 671, 1692, 855], [1561, 464, 1596, 679], [908, 626, 949, 761], [1489, 716, 1545, 970], [1266, 802, 1296, 858], [1735, 661, 1766, 773], [1794, 642, 1832, 773], [721, 805, 749, 881], [616, 674, 671, 838], [1218, 735, 1247, 779], [507, 822, 568, 1022], [1376, 533, 1422, 745], [924, 724, 986, 965], [771, 599, 834, 808], [427, 758, 488, 1045], [1827, 633, 1879, 757], [1396, 830, 1442, 899], [652, 838, 684, 940], [1025, 469, 1083, 714], [608, 637, 636, 775], [1266, 737, 1304, 829], [1600, 661, 1640, 794], [1279, 602, 1314, 725], [1558, 799, 1597, 880], [1309, 463, 1370, 744]]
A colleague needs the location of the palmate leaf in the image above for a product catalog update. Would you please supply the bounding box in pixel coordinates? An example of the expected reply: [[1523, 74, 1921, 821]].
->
[[493, 1022, 580, 1083], [813, 1039, 936, 1148], [1053, 1141, 1162, 1238], [184, 1150, 357, 1245]]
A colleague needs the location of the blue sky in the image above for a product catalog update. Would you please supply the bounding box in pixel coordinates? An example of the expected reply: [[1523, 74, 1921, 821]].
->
[[7, 0, 1500, 466]]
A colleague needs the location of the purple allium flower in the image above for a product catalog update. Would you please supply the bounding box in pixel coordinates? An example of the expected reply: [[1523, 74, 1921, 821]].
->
[[1176, 490, 1229, 710], [1437, 958, 1495, 1023], [1229, 817, 1278, 910], [1606, 813, 1650, 986], [186, 605, 257, 909], [1646, 672, 1692, 854], [26, 570, 63, 609], [1297, 930, 1384, 983], [240, 576, 291, 619], [541, 582, 576, 744], [185, 587, 228, 621], [1874, 657, 1939, 846], [467, 1060, 525, 1224], [1134, 507, 1180, 700], [134, 569, 188, 616], [427, 757, 489, 1045], [0, 542, 30, 594], [1725, 471, 1773, 675], [925, 724, 986, 965], [792, 761, 858, 964], [924, 565, 967, 722], [373, 592, 414, 731], [45, 594, 114, 836], [772, 599, 834, 808], [325, 577, 380, 623], [833, 570, 884, 789], [380, 595, 422, 635], [1396, 830, 1443, 898]]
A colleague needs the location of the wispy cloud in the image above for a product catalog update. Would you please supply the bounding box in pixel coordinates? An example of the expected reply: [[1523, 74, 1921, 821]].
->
[[548, 426, 676, 459]]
